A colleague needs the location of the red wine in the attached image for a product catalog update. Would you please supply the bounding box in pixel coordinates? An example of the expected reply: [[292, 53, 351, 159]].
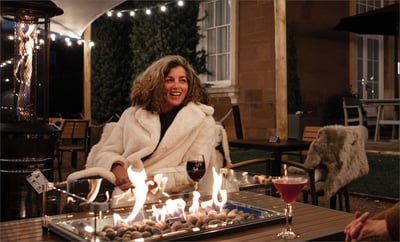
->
[[186, 160, 206, 182]]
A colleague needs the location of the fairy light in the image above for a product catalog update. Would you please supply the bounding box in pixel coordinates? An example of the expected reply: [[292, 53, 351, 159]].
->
[[1, 0, 186, 49], [105, 0, 185, 19]]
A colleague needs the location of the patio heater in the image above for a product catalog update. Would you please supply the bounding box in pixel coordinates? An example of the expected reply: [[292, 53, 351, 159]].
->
[[0, 1, 63, 221]]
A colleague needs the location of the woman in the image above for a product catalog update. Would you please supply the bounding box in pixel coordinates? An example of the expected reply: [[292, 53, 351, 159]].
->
[[85, 55, 217, 193]]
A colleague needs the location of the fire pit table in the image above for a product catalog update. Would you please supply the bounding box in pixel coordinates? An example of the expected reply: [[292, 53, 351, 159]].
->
[[39, 174, 285, 242], [0, 190, 354, 241]]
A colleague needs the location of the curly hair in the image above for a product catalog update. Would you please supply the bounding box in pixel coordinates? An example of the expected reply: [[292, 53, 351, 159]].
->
[[129, 55, 209, 113]]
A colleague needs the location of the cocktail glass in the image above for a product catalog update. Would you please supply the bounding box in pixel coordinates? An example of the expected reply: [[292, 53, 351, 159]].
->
[[272, 176, 308, 239]]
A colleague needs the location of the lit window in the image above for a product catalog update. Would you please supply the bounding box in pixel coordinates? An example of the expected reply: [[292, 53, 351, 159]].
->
[[198, 0, 232, 89]]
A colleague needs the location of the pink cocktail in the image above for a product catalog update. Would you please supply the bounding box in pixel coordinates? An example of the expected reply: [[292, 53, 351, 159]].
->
[[272, 176, 308, 239]]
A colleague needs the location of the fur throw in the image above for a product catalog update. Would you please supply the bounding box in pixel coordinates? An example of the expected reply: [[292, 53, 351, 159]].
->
[[304, 125, 369, 199]]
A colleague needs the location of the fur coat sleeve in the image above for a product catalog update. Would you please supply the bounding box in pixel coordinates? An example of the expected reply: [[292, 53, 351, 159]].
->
[[80, 102, 217, 193], [372, 202, 400, 241]]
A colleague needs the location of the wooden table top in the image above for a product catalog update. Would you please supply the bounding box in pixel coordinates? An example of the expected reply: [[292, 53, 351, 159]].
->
[[229, 139, 310, 152], [0, 191, 353, 242], [361, 98, 400, 105]]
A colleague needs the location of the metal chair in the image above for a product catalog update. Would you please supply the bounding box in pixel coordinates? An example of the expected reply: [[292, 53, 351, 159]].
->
[[343, 96, 364, 125], [57, 119, 90, 181]]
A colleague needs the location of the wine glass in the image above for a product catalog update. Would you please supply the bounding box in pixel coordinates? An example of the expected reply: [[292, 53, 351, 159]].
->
[[272, 176, 308, 239], [186, 154, 206, 191]]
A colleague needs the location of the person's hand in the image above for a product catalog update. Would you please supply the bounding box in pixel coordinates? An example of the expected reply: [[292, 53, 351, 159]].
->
[[111, 164, 134, 191], [345, 211, 370, 241], [145, 175, 158, 190], [345, 211, 390, 241], [355, 219, 390, 241]]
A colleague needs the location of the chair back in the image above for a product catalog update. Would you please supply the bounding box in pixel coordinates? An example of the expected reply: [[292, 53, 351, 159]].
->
[[342, 96, 364, 125], [304, 125, 369, 199], [60, 119, 89, 140], [210, 96, 243, 139], [302, 126, 321, 142]]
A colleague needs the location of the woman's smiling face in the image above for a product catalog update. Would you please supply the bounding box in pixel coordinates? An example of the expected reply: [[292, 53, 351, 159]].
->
[[161, 66, 188, 113]]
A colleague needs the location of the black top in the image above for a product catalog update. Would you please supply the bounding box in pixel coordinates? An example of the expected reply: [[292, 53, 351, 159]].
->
[[142, 106, 183, 161]]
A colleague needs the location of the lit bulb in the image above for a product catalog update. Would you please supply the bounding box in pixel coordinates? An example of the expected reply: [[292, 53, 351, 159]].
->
[[50, 34, 56, 41], [146, 9, 151, 15], [117, 11, 122, 18], [160, 5, 166, 12], [107, 11, 112, 17], [130, 11, 135, 17], [178, 0, 184, 6]]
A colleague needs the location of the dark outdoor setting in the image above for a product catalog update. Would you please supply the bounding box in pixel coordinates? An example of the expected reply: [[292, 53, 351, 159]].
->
[[1, 0, 399, 241]]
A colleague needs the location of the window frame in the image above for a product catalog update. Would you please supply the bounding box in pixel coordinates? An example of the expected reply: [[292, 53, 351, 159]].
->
[[198, 0, 238, 97]]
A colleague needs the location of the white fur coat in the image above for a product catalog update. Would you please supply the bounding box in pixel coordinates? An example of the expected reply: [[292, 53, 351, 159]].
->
[[68, 102, 218, 193], [304, 125, 369, 199]]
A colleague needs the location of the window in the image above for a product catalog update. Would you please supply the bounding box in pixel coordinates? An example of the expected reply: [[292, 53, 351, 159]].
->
[[198, 0, 236, 92], [356, 0, 384, 99]]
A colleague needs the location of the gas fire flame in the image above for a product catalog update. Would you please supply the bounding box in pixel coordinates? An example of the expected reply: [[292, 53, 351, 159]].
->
[[113, 166, 148, 225], [112, 165, 228, 227]]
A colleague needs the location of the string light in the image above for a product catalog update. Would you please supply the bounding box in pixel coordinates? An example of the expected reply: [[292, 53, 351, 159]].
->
[[106, 0, 185, 18], [1, 0, 186, 55]]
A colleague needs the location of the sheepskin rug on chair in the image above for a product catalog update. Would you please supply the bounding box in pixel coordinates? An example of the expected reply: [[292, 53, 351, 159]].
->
[[304, 125, 369, 199]]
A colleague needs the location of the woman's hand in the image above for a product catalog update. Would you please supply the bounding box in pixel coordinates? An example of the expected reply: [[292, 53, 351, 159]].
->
[[111, 164, 134, 191]]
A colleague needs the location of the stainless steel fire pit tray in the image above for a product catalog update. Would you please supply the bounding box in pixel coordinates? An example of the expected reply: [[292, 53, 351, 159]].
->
[[47, 200, 284, 241]]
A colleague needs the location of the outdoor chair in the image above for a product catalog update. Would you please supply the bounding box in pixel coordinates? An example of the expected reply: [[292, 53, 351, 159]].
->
[[283, 125, 369, 212], [343, 96, 364, 126], [210, 97, 273, 174], [57, 119, 90, 181], [283, 126, 321, 162]]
